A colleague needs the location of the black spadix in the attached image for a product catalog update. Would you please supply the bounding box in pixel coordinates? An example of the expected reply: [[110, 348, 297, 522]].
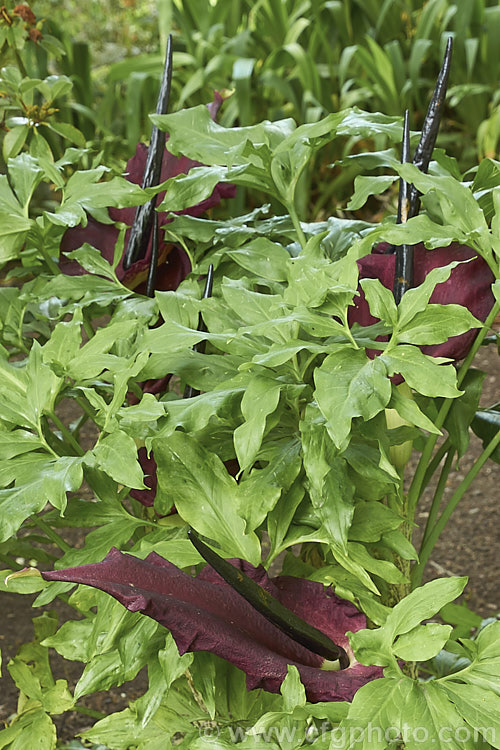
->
[[393, 109, 412, 304], [391, 37, 453, 302], [123, 34, 173, 273], [188, 529, 350, 668]]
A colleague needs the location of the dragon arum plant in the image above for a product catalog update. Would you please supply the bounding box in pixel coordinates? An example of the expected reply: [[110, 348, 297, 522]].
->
[[1, 33, 500, 750]]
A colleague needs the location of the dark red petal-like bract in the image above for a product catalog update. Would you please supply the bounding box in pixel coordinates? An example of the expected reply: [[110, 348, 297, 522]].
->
[[350, 243, 495, 360], [41, 548, 382, 702]]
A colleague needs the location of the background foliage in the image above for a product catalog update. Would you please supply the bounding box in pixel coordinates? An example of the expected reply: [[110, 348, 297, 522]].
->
[[0, 1, 499, 748], [6, 0, 500, 216]]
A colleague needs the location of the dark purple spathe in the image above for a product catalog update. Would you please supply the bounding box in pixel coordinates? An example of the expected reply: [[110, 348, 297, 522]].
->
[[349, 243, 495, 360], [41, 548, 383, 702], [60, 93, 235, 293]]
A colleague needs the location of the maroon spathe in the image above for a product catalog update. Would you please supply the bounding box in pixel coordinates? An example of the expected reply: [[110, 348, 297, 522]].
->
[[349, 243, 495, 360], [41, 548, 383, 702], [60, 93, 235, 293]]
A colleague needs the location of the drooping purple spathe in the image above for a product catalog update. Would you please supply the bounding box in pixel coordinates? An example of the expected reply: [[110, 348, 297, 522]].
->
[[349, 243, 495, 360], [41, 548, 383, 702], [60, 93, 235, 293]]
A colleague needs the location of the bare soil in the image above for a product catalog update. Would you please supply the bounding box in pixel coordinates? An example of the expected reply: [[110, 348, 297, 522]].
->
[[0, 346, 498, 743]]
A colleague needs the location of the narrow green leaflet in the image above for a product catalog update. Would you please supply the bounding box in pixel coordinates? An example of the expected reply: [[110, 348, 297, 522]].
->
[[80, 704, 191, 750], [347, 175, 397, 211], [156, 165, 236, 213], [440, 682, 500, 748], [154, 431, 260, 564], [395, 304, 481, 346], [393, 622, 453, 661], [227, 237, 291, 282], [64, 245, 119, 282], [45, 168, 146, 227], [350, 577, 467, 668], [398, 163, 493, 264], [381, 346, 462, 398], [347, 543, 408, 586], [396, 261, 470, 329], [221, 279, 287, 327], [0, 705, 57, 749], [238, 438, 302, 531], [41, 311, 83, 371], [348, 501, 404, 543], [91, 430, 145, 489], [74, 617, 162, 699], [445, 368, 486, 457], [135, 633, 194, 727], [360, 278, 398, 326], [0, 429, 45, 459], [66, 319, 139, 380], [0, 456, 83, 541], [156, 388, 244, 440], [337, 108, 406, 140], [387, 383, 441, 435], [7, 153, 44, 208], [233, 374, 281, 470], [442, 620, 500, 703], [151, 105, 296, 165], [301, 404, 355, 551], [50, 497, 146, 570], [348, 214, 464, 264], [314, 350, 391, 451], [25, 341, 62, 424], [0, 174, 33, 262]]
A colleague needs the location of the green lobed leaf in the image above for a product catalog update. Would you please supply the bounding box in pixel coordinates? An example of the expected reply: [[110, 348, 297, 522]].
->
[[336, 677, 481, 749], [154, 431, 260, 564], [156, 164, 234, 212], [0, 456, 83, 541], [350, 577, 467, 668], [151, 105, 296, 166], [91, 430, 145, 489], [393, 623, 453, 661], [314, 350, 391, 451], [301, 404, 355, 551], [360, 278, 398, 327], [381, 346, 462, 398], [64, 244, 119, 281], [7, 153, 44, 208], [445, 369, 486, 458], [395, 304, 481, 346], [440, 682, 500, 748], [233, 374, 281, 470], [347, 174, 397, 211]]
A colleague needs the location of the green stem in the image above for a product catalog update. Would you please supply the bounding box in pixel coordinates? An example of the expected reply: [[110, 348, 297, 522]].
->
[[287, 203, 307, 251], [82, 314, 95, 340], [75, 395, 100, 426], [420, 447, 455, 551], [128, 381, 144, 400], [49, 411, 85, 456], [412, 428, 500, 586], [38, 423, 58, 458], [0, 553, 22, 569], [456, 300, 500, 389], [420, 438, 451, 494], [118, 486, 132, 503], [39, 244, 61, 276], [32, 516, 71, 553], [73, 705, 107, 720], [407, 300, 499, 518]]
